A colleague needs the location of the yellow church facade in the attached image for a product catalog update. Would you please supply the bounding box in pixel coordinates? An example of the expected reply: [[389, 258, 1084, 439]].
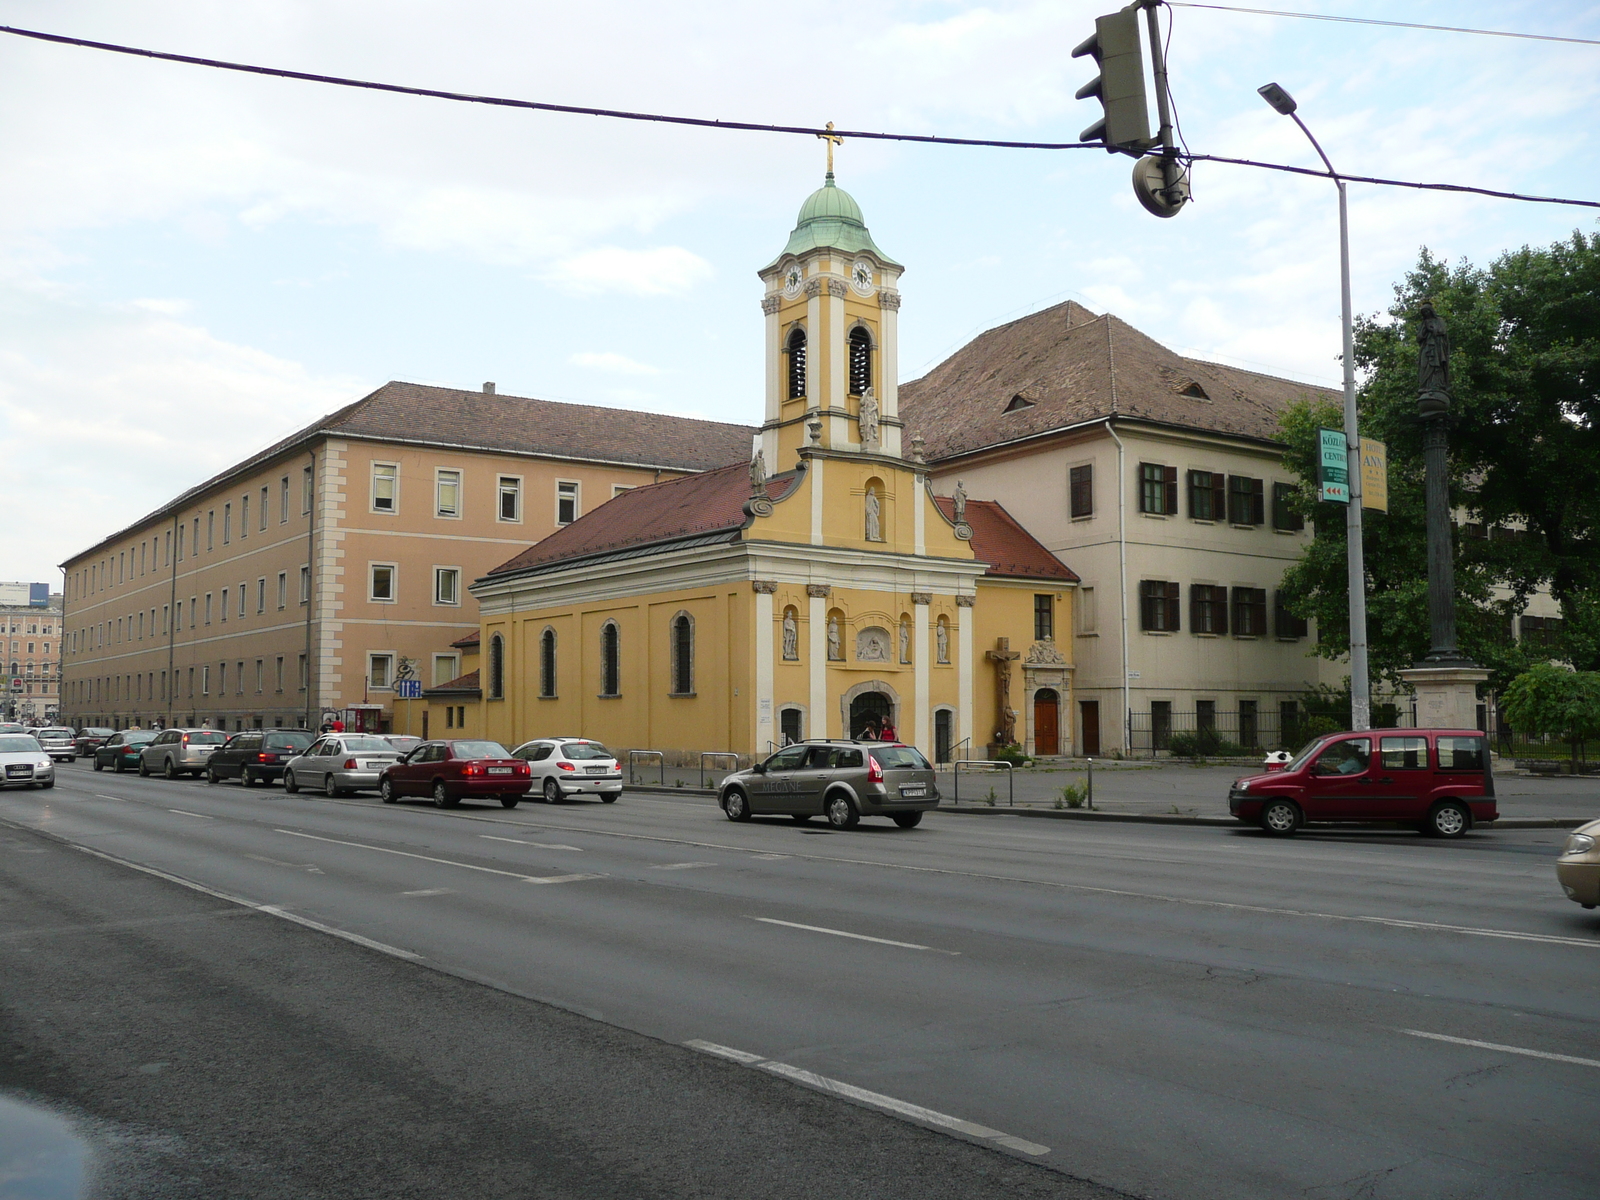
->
[[456, 174, 1079, 763]]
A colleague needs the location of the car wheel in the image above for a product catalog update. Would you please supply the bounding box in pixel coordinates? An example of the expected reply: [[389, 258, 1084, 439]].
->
[[163, 758, 178, 780], [39, 779, 54, 789], [500, 794, 520, 809], [93, 759, 103, 772], [379, 777, 397, 804], [825, 791, 860, 830], [723, 788, 751, 822], [542, 777, 562, 803], [137, 758, 150, 777], [241, 767, 256, 788], [1259, 799, 1301, 836], [892, 811, 924, 829], [433, 781, 458, 809], [1426, 801, 1470, 839], [283, 770, 298, 793], [601, 792, 618, 804], [323, 774, 340, 798], [113, 758, 125, 773]]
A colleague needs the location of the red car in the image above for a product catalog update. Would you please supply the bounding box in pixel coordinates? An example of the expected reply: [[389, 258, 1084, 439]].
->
[[378, 739, 532, 809], [1229, 728, 1496, 837]]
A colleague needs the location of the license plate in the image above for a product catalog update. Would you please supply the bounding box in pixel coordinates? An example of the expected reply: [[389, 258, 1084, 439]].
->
[[899, 786, 927, 797], [488, 766, 512, 775], [6, 765, 31, 777], [585, 765, 608, 774]]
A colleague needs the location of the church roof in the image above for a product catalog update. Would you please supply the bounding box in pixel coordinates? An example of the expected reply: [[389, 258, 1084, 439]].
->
[[933, 497, 1079, 582], [764, 174, 901, 270], [423, 668, 480, 698], [484, 461, 800, 581], [900, 300, 1339, 462]]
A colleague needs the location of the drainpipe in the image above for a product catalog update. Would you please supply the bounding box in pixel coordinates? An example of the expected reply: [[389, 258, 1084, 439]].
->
[[303, 450, 316, 732], [166, 511, 179, 727], [1104, 418, 1130, 757]]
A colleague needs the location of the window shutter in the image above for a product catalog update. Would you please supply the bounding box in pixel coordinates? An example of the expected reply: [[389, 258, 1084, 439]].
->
[[1212, 475, 1226, 522], [1250, 478, 1265, 525], [1164, 466, 1178, 515], [1165, 582, 1181, 630]]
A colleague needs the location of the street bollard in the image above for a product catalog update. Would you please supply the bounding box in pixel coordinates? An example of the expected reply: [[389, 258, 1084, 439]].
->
[[1087, 757, 1094, 810]]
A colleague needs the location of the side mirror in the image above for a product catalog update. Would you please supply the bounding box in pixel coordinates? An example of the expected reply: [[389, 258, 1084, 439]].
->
[[752, 763, 767, 774]]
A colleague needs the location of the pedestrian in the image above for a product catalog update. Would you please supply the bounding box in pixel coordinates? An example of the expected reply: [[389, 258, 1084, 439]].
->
[[880, 720, 898, 743], [331, 717, 345, 733]]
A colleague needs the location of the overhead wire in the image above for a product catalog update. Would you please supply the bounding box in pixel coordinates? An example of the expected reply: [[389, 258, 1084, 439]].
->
[[1166, 3, 1600, 46], [1, 21, 1596, 210]]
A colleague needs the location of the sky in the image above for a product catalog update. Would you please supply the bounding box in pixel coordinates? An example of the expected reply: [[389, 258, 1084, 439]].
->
[[2, 0, 1598, 584]]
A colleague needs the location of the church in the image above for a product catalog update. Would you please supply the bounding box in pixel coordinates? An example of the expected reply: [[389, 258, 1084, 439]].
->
[[460, 170, 1079, 764]]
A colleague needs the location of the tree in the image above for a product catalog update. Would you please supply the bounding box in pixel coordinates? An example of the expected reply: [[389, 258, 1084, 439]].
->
[[1500, 663, 1600, 773], [1278, 232, 1600, 688]]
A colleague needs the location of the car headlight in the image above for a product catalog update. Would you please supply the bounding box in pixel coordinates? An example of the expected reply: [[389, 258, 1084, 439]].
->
[[1234, 780, 1249, 793], [1562, 833, 1596, 856]]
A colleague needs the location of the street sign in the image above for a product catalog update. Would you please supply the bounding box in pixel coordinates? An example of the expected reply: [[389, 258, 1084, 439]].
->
[[9, 678, 22, 694], [1318, 428, 1350, 503], [395, 679, 422, 699], [1360, 438, 1388, 513]]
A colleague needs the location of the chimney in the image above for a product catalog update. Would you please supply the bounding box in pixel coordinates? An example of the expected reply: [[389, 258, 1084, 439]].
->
[[483, 382, 496, 394]]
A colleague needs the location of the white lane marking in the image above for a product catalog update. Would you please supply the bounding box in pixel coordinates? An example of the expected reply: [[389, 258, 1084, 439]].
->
[[93, 794, 127, 802], [752, 853, 789, 860], [652, 861, 716, 871], [245, 854, 326, 874], [402, 888, 455, 897], [56, 842, 422, 960], [167, 809, 213, 820], [751, 916, 959, 955], [480, 835, 582, 851], [1401, 1029, 1600, 1069], [275, 829, 605, 886], [684, 1040, 1048, 1157]]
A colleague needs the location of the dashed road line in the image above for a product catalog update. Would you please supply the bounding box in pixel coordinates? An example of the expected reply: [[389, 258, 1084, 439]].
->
[[92, 794, 127, 802], [750, 916, 959, 955], [652, 861, 716, 870], [401, 888, 455, 897], [1401, 1029, 1600, 1069], [168, 809, 213, 820], [480, 835, 582, 851], [276, 829, 605, 886], [685, 1040, 1048, 1156]]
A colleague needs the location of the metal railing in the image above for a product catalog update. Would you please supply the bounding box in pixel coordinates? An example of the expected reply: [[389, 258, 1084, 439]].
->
[[953, 759, 1015, 806], [938, 736, 971, 766], [699, 752, 740, 790], [627, 749, 665, 786]]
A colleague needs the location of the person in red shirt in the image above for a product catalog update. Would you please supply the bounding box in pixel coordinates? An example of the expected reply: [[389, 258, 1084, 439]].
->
[[879, 720, 898, 742], [331, 717, 345, 733]]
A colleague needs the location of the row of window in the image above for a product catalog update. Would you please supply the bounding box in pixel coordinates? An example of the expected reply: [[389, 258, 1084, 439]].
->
[[370, 465, 613, 526], [482, 615, 689, 702], [70, 569, 311, 654], [1062, 462, 1304, 531], [8, 641, 49, 655], [73, 655, 309, 704], [1138, 582, 1308, 639], [2, 622, 52, 635]]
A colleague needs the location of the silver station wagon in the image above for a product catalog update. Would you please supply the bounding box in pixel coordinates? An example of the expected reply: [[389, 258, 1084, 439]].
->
[[719, 740, 939, 829]]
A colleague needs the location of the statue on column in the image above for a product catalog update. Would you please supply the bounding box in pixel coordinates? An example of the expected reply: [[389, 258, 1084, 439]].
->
[[1417, 298, 1451, 416]]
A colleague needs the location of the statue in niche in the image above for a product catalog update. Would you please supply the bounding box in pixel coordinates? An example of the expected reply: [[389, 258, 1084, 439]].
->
[[856, 626, 891, 663], [936, 619, 950, 663], [827, 615, 842, 661], [858, 387, 880, 450], [782, 609, 799, 660], [952, 479, 968, 525], [865, 485, 882, 541], [899, 617, 911, 663]]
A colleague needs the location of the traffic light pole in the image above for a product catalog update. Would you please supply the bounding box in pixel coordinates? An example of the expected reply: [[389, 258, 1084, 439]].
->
[[1139, 0, 1182, 199]]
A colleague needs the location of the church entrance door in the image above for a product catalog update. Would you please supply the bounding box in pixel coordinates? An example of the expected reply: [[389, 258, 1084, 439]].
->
[[849, 691, 893, 740], [1034, 689, 1060, 756]]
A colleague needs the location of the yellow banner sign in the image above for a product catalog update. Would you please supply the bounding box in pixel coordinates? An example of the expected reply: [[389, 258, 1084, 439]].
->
[[1360, 438, 1388, 513]]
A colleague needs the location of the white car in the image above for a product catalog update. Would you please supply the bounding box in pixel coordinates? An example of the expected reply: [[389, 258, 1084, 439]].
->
[[34, 727, 78, 763], [0, 734, 54, 789], [510, 737, 623, 803]]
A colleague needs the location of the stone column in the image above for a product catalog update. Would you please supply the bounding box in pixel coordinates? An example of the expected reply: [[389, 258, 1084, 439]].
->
[[807, 584, 830, 738], [912, 592, 931, 756]]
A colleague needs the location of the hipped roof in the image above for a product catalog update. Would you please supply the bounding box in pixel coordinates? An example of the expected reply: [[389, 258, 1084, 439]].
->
[[933, 497, 1078, 582]]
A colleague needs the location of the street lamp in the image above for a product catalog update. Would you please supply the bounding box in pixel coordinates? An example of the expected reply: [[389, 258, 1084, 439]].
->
[[1258, 82, 1370, 731]]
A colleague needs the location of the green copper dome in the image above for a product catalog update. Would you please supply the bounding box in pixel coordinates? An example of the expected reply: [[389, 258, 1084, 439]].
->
[[763, 173, 900, 272]]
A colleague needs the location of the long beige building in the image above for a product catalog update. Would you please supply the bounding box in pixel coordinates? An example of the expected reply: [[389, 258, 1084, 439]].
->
[[61, 382, 754, 733]]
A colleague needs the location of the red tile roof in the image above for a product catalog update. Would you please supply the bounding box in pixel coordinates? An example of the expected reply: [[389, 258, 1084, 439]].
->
[[486, 462, 800, 578], [423, 668, 480, 697], [449, 632, 481, 649], [934, 496, 1079, 582]]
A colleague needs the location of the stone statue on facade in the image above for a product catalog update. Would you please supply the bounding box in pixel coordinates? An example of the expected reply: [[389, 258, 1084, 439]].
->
[[782, 609, 798, 660], [936, 619, 949, 663], [749, 447, 768, 498], [827, 615, 842, 661], [865, 485, 882, 541], [899, 617, 910, 663], [1417, 298, 1451, 417], [858, 387, 880, 451], [952, 479, 967, 525]]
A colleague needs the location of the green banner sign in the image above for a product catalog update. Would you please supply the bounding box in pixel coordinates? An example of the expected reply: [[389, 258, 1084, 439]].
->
[[1318, 428, 1350, 503]]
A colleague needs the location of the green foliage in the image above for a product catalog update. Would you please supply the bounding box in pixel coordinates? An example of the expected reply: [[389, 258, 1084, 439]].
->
[[1277, 233, 1600, 686], [991, 744, 1029, 765], [1057, 782, 1087, 809], [1167, 729, 1246, 758], [1501, 663, 1600, 771]]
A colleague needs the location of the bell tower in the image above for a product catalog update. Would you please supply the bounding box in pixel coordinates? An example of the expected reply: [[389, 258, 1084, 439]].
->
[[758, 163, 903, 466]]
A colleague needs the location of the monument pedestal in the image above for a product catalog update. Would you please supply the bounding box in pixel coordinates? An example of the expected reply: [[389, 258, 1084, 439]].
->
[[1399, 664, 1489, 730]]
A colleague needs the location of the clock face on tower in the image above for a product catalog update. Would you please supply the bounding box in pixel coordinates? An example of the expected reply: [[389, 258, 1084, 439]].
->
[[782, 265, 804, 298], [851, 259, 875, 295]]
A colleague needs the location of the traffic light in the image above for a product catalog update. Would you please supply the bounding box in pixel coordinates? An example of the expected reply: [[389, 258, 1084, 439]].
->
[[1072, 5, 1153, 152]]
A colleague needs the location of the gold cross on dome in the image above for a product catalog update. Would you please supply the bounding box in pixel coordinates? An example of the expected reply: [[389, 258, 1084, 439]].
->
[[818, 121, 843, 174]]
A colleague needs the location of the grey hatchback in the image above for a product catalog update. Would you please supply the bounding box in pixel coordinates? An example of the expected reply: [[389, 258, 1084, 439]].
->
[[719, 740, 939, 829]]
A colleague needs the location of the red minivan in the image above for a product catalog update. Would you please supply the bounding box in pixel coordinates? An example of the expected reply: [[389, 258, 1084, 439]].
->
[[1229, 728, 1496, 837]]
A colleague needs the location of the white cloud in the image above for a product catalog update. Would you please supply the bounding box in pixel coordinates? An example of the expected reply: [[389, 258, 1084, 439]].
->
[[540, 246, 714, 296], [569, 352, 664, 376]]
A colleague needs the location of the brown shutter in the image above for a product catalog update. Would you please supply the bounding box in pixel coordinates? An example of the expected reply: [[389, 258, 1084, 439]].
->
[[1164, 466, 1178, 515], [1165, 581, 1181, 630], [1250, 478, 1265, 525]]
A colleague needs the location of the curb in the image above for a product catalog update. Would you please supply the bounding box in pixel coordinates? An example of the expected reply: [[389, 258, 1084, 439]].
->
[[936, 805, 1588, 830]]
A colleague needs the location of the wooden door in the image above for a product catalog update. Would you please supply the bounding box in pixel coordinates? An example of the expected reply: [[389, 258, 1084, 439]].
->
[[1034, 689, 1059, 756], [1080, 701, 1100, 757]]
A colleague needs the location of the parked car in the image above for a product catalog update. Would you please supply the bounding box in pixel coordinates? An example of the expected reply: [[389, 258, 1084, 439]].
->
[[1557, 819, 1600, 910], [33, 727, 78, 763], [383, 735, 423, 756], [206, 729, 316, 786], [138, 728, 229, 778], [0, 733, 53, 789], [284, 734, 403, 797], [510, 737, 623, 803], [0, 722, 26, 735], [92, 730, 158, 772], [74, 727, 114, 758], [1229, 728, 1497, 837], [719, 740, 940, 829], [378, 739, 532, 808]]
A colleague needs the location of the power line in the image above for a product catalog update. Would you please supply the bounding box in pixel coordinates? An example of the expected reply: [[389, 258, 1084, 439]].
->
[[1166, 3, 1600, 47], [1, 22, 1596, 211]]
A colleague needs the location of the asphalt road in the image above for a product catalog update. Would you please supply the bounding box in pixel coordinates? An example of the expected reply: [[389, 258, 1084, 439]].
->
[[3, 761, 1596, 1199]]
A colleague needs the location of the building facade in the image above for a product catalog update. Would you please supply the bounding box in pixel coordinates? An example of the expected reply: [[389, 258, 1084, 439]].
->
[[60, 383, 755, 733], [2, 594, 63, 725]]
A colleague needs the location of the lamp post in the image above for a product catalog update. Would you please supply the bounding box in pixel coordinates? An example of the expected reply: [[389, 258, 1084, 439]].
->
[[1258, 82, 1370, 731]]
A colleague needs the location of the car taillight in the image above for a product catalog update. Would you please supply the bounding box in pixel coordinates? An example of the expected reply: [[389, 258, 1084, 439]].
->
[[516, 763, 530, 775], [344, 758, 358, 769], [463, 764, 484, 776], [180, 734, 189, 746], [556, 761, 575, 771], [867, 754, 884, 783], [257, 752, 277, 763]]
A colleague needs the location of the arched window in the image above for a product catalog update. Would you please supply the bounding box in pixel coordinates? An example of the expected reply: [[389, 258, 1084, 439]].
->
[[600, 621, 620, 697], [670, 612, 694, 695], [539, 628, 556, 698], [487, 633, 505, 699], [786, 327, 807, 400], [848, 326, 872, 395]]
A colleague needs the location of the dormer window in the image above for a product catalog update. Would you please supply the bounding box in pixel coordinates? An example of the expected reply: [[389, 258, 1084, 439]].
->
[[1180, 381, 1210, 400], [848, 326, 872, 395], [786, 327, 807, 400], [1005, 394, 1036, 412]]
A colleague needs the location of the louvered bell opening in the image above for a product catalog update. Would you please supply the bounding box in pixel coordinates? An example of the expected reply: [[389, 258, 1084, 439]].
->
[[786, 328, 807, 400], [848, 327, 872, 395]]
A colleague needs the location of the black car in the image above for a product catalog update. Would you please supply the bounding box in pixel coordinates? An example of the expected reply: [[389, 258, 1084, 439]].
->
[[93, 730, 158, 772], [206, 729, 315, 786], [74, 727, 115, 758]]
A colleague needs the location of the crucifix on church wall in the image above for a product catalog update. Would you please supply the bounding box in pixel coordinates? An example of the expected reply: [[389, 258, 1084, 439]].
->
[[986, 637, 1021, 747]]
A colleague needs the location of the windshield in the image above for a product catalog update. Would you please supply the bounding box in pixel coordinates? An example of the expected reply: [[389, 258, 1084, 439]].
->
[[80, 728, 113, 736], [1283, 736, 1333, 774], [872, 746, 931, 771], [125, 732, 157, 744], [264, 732, 314, 751], [561, 742, 613, 760], [40, 728, 74, 738], [188, 731, 229, 745], [386, 737, 421, 751], [451, 740, 511, 760], [0, 736, 41, 754], [340, 737, 393, 753]]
